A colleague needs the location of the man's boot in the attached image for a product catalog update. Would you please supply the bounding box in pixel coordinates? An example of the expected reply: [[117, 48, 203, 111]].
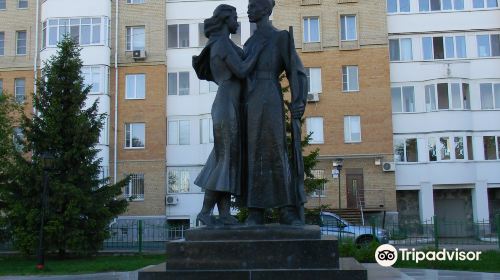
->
[[280, 206, 304, 226], [217, 193, 239, 225], [246, 208, 265, 226]]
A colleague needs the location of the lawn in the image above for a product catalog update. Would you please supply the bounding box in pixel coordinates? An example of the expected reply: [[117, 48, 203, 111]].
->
[[0, 254, 165, 276], [394, 250, 500, 273]]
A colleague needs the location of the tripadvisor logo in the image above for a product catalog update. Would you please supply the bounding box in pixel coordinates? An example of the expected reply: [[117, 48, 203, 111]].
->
[[375, 244, 482, 267]]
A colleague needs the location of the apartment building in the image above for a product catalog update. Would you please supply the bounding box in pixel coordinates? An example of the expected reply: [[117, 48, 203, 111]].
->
[[110, 0, 167, 226], [387, 0, 500, 227], [0, 0, 36, 116], [273, 0, 398, 222]]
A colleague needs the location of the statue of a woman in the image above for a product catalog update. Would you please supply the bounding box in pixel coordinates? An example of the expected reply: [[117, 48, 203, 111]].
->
[[193, 4, 264, 226]]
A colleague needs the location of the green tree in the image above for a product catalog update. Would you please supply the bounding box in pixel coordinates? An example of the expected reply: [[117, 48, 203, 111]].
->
[[0, 94, 23, 242], [2, 37, 128, 256]]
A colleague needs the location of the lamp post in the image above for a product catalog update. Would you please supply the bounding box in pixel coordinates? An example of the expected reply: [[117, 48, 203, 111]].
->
[[36, 151, 54, 270], [335, 158, 343, 209]]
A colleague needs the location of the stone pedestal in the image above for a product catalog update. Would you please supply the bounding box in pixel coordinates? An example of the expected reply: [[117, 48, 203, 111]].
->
[[138, 224, 367, 280]]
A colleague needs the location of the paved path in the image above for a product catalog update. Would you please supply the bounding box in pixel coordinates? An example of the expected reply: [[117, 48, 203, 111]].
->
[[2, 265, 500, 280]]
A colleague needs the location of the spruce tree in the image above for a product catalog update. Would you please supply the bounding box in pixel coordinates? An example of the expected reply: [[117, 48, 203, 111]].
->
[[4, 37, 128, 255]]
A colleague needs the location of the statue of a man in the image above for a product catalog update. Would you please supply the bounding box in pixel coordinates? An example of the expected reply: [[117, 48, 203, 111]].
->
[[239, 0, 308, 225]]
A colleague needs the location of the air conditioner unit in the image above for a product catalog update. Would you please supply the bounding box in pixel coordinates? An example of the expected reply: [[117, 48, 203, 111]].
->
[[132, 50, 146, 60], [307, 92, 319, 102], [382, 162, 396, 172], [166, 195, 179, 205]]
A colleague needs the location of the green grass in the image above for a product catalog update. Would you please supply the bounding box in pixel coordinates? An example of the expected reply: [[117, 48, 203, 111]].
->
[[0, 254, 165, 276], [394, 250, 500, 273]]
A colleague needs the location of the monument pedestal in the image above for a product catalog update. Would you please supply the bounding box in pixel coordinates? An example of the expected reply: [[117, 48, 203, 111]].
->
[[138, 224, 367, 280]]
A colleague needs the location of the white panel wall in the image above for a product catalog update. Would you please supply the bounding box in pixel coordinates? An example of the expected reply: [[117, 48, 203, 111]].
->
[[388, 10, 500, 34], [41, 0, 111, 20]]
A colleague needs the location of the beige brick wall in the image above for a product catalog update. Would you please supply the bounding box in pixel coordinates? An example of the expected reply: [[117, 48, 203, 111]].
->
[[0, 70, 34, 116], [275, 0, 395, 212], [306, 158, 397, 211], [116, 160, 166, 216], [300, 47, 393, 156], [109, 64, 167, 217], [0, 2, 37, 69], [274, 0, 388, 49], [112, 0, 166, 65]]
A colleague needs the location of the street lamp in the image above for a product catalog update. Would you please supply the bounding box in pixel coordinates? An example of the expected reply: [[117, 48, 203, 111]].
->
[[36, 151, 55, 270], [334, 158, 343, 209]]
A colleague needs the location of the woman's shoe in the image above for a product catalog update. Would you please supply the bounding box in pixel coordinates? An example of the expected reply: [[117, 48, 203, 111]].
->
[[197, 212, 215, 226], [219, 215, 239, 225]]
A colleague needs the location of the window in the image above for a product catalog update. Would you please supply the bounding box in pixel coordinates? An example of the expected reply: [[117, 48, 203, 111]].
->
[[454, 136, 465, 160], [199, 80, 218, 94], [389, 38, 412, 61], [127, 0, 145, 3], [82, 66, 102, 93], [168, 120, 190, 145], [439, 137, 451, 160], [14, 78, 25, 103], [125, 123, 145, 148], [423, 35, 468, 60], [18, 0, 28, 9], [306, 68, 322, 94], [16, 31, 27, 55], [391, 86, 415, 113], [0, 32, 4, 55], [46, 18, 104, 47], [126, 74, 145, 99], [0, 0, 5, 9], [419, 0, 464, 11], [311, 169, 326, 197], [425, 82, 470, 111], [126, 26, 145, 51], [480, 83, 500, 109], [303, 17, 320, 43], [13, 127, 24, 151], [124, 174, 144, 200], [477, 34, 500, 57], [167, 169, 190, 193], [429, 135, 471, 161], [429, 137, 437, 161], [473, 0, 498, 8], [387, 0, 411, 13], [0, 79, 3, 95], [394, 138, 418, 162], [340, 15, 357, 41], [342, 66, 359, 92], [344, 116, 361, 143], [467, 136, 474, 160], [198, 23, 208, 47], [200, 118, 214, 144], [168, 24, 189, 48], [306, 117, 324, 144], [444, 36, 466, 59], [168, 72, 189, 95], [483, 136, 499, 160]]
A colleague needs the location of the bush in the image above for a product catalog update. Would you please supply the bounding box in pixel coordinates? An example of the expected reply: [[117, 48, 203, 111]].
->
[[339, 239, 380, 263]]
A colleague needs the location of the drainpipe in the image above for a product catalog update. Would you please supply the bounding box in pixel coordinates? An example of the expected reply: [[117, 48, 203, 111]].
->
[[113, 0, 119, 184], [33, 0, 40, 109]]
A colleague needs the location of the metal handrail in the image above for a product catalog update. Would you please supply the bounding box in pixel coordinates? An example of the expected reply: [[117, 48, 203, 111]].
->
[[355, 187, 365, 225]]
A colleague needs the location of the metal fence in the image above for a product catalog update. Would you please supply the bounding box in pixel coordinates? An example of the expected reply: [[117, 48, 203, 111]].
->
[[103, 221, 187, 252], [1, 215, 499, 253]]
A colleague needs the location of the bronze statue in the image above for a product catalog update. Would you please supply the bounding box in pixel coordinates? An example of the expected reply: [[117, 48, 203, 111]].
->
[[239, 0, 308, 226], [193, 4, 264, 226]]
